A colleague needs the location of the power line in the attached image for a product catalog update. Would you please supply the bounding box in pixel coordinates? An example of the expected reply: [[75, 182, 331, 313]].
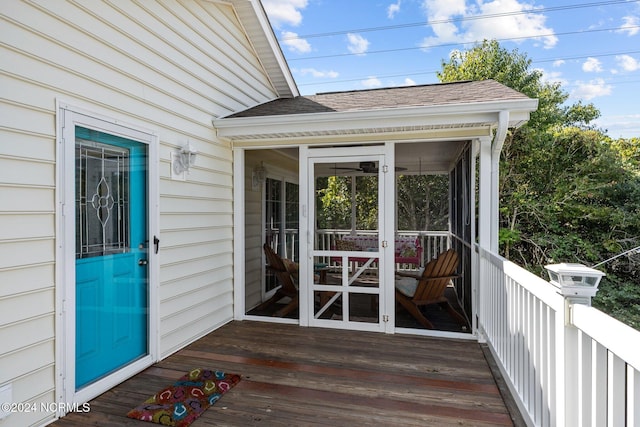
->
[[287, 25, 640, 62], [297, 70, 439, 87], [281, 1, 640, 92], [534, 50, 640, 64], [298, 74, 640, 89], [592, 245, 640, 268], [279, 0, 640, 41], [296, 50, 640, 88]]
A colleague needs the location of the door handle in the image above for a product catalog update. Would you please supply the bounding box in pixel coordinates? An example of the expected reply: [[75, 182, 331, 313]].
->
[[154, 236, 160, 254], [138, 259, 148, 266]]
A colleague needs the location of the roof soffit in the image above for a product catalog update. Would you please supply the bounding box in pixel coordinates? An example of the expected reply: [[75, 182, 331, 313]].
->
[[214, 98, 538, 141]]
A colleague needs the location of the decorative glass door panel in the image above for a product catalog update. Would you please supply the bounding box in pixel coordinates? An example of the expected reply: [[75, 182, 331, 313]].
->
[[75, 127, 148, 389], [309, 154, 385, 331]]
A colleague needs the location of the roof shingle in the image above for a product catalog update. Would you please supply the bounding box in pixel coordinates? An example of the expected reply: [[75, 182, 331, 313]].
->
[[226, 80, 531, 118]]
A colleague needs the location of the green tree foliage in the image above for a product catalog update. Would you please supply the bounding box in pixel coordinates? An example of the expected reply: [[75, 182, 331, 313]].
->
[[316, 175, 380, 230], [356, 176, 379, 230], [611, 137, 640, 172], [316, 176, 352, 230], [316, 174, 449, 232], [438, 40, 600, 132], [439, 39, 640, 329], [397, 175, 449, 230]]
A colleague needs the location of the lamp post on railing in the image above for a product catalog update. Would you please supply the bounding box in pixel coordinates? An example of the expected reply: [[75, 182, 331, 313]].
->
[[545, 263, 606, 307], [544, 263, 606, 427]]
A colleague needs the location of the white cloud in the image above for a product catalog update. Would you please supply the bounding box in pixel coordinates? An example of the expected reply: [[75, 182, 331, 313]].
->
[[617, 15, 640, 36], [298, 68, 340, 78], [388, 77, 417, 87], [388, 1, 401, 19], [420, 0, 466, 45], [262, 0, 308, 28], [420, 0, 557, 50], [616, 54, 640, 72], [553, 59, 565, 67], [540, 69, 567, 87], [347, 33, 370, 55], [280, 31, 311, 53], [421, 0, 466, 19], [471, 0, 558, 48], [571, 78, 612, 100], [361, 77, 382, 88], [582, 57, 603, 73], [596, 113, 640, 138]]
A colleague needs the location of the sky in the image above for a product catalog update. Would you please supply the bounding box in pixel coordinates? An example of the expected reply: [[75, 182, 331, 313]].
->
[[261, 0, 640, 139]]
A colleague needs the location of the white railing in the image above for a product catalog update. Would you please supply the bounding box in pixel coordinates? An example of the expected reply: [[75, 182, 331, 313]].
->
[[477, 246, 640, 427], [420, 231, 451, 261], [569, 304, 640, 427], [314, 229, 449, 267], [266, 229, 300, 261]]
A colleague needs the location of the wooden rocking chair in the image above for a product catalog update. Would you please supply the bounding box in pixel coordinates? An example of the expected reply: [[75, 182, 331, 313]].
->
[[256, 243, 299, 317], [395, 249, 468, 330]]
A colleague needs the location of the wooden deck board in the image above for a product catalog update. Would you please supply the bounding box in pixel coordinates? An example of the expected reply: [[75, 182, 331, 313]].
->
[[51, 321, 516, 426]]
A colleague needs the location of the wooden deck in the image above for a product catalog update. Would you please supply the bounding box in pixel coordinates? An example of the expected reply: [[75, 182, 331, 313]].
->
[[52, 321, 520, 426]]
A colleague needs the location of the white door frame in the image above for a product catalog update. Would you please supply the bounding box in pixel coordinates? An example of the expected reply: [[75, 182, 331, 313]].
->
[[55, 102, 160, 411], [301, 144, 396, 333]]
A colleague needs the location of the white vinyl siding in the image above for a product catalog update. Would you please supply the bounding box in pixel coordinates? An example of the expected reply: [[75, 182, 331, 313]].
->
[[0, 94, 57, 427], [0, 1, 279, 424]]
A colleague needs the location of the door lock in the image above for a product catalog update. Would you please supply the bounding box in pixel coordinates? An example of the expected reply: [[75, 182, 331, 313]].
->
[[138, 259, 148, 266]]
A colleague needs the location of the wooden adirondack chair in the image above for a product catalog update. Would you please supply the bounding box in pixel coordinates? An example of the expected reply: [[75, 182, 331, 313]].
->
[[395, 249, 468, 330], [256, 243, 299, 317]]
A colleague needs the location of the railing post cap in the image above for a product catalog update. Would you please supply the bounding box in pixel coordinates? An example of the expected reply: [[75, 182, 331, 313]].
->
[[544, 262, 605, 277], [544, 263, 605, 301]]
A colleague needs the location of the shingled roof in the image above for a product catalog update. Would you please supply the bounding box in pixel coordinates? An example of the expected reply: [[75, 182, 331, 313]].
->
[[226, 80, 531, 118]]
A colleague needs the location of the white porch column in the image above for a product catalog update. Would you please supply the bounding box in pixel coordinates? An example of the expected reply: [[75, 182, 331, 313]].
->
[[490, 110, 509, 252], [232, 147, 246, 320], [478, 136, 492, 249], [490, 152, 500, 253], [476, 136, 492, 342], [470, 140, 479, 334]]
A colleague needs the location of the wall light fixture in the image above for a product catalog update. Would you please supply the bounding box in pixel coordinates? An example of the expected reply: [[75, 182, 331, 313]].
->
[[173, 142, 198, 175]]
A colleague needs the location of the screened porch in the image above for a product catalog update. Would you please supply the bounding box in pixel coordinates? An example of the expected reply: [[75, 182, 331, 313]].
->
[[241, 140, 475, 335]]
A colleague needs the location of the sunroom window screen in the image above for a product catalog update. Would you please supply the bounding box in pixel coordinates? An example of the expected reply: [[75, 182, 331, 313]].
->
[[76, 140, 130, 258]]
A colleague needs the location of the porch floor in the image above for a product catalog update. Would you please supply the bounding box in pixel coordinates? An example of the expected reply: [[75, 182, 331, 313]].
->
[[52, 321, 518, 426]]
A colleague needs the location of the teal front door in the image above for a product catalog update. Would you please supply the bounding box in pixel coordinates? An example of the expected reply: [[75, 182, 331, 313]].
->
[[74, 127, 149, 389]]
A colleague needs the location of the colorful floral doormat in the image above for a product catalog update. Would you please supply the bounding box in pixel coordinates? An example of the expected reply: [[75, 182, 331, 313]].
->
[[126, 368, 241, 427]]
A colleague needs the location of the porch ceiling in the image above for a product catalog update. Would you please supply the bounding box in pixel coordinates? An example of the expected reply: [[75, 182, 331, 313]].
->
[[395, 140, 467, 174], [275, 139, 468, 175]]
